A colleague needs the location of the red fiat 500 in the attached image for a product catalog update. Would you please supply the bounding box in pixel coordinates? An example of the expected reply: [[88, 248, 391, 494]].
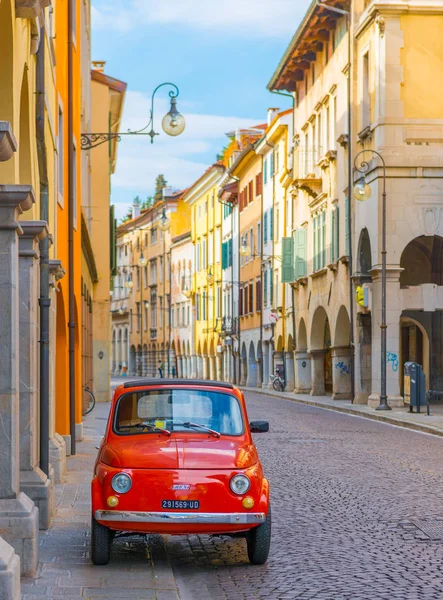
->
[[91, 379, 271, 565]]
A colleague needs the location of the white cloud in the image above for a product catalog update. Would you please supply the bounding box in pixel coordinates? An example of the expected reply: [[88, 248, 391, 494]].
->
[[111, 90, 261, 219], [92, 0, 307, 37]]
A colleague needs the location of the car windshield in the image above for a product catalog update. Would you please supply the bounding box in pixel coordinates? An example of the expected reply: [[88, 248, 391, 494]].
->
[[114, 389, 244, 436]]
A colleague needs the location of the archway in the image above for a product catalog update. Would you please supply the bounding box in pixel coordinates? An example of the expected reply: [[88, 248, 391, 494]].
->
[[400, 235, 443, 287], [295, 318, 311, 393], [310, 306, 331, 395], [246, 341, 258, 387], [240, 342, 247, 386], [55, 285, 69, 435], [129, 345, 136, 376], [400, 315, 430, 394], [332, 306, 352, 400], [19, 69, 33, 189]]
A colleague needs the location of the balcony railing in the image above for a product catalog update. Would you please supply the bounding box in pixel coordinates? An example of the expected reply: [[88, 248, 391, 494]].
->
[[220, 316, 238, 336], [293, 146, 322, 181]]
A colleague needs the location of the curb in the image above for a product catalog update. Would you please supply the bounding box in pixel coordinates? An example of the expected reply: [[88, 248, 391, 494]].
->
[[239, 386, 443, 438]]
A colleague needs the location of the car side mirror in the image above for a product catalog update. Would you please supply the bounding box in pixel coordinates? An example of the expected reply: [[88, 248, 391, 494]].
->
[[250, 420, 269, 433]]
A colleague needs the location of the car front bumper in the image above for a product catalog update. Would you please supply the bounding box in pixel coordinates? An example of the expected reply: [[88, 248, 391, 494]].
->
[[95, 510, 266, 525]]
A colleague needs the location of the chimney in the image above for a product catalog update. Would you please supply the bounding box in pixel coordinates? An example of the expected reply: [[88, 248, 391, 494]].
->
[[92, 60, 106, 73], [162, 186, 174, 201], [267, 107, 280, 126], [132, 197, 141, 219]]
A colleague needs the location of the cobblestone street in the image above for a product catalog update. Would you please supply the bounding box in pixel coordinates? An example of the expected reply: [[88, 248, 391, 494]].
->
[[23, 389, 443, 599]]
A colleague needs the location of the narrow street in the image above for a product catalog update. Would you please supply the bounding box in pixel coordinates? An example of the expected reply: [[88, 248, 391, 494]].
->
[[24, 390, 443, 600]]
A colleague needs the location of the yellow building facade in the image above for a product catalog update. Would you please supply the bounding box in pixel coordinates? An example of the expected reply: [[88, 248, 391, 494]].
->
[[183, 164, 225, 380]]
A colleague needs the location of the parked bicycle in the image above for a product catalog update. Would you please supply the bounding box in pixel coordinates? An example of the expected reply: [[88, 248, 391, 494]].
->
[[270, 368, 285, 392], [83, 386, 96, 415]]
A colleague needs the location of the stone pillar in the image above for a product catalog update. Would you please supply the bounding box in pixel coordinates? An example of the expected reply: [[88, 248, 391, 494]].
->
[[0, 185, 39, 576], [48, 260, 67, 483], [368, 268, 403, 408], [331, 346, 352, 400], [216, 351, 223, 381], [19, 222, 53, 530], [309, 349, 326, 396], [142, 349, 148, 376], [190, 355, 196, 378], [262, 345, 270, 389], [202, 355, 209, 379], [210, 355, 217, 380], [354, 312, 372, 405], [240, 356, 247, 386], [295, 351, 311, 393], [284, 351, 295, 391], [135, 350, 142, 376]]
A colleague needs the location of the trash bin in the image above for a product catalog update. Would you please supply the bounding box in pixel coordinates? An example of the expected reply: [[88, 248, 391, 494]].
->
[[404, 362, 426, 412]]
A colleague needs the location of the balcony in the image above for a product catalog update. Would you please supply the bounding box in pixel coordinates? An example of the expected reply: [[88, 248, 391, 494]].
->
[[150, 328, 158, 340], [220, 316, 238, 336], [293, 146, 322, 199]]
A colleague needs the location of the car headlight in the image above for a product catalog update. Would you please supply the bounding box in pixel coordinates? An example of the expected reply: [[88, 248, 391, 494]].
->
[[230, 474, 250, 495], [111, 473, 132, 494]]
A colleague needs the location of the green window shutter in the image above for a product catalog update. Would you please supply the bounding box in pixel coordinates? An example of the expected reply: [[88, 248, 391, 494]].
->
[[270, 268, 274, 305], [345, 198, 350, 256], [330, 209, 336, 263], [322, 212, 326, 268], [264, 212, 268, 243], [295, 228, 307, 278], [281, 237, 295, 283], [229, 239, 233, 267], [313, 217, 317, 272], [264, 159, 268, 184], [270, 152, 274, 177], [222, 242, 227, 269], [335, 206, 339, 261], [264, 270, 268, 306], [270, 207, 274, 241]]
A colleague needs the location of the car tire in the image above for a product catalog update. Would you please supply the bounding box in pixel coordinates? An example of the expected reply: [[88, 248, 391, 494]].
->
[[246, 505, 271, 565], [91, 516, 113, 565]]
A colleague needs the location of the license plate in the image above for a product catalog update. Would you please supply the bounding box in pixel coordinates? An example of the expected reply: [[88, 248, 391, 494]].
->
[[161, 500, 200, 510]]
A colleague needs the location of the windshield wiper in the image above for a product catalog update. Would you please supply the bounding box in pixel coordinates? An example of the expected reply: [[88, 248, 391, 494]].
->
[[119, 423, 171, 436], [179, 421, 221, 438]]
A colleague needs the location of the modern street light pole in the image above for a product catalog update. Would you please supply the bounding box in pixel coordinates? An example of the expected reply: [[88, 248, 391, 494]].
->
[[353, 149, 390, 411]]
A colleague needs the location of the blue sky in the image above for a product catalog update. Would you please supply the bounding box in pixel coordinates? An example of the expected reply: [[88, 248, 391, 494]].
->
[[91, 0, 311, 220]]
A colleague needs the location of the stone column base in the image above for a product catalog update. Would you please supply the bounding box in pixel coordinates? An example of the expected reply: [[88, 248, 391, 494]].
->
[[368, 394, 404, 409], [61, 435, 71, 456], [75, 422, 83, 442], [0, 537, 20, 600], [19, 468, 52, 530], [354, 392, 369, 405], [49, 436, 66, 483], [0, 493, 38, 577], [294, 387, 311, 394]]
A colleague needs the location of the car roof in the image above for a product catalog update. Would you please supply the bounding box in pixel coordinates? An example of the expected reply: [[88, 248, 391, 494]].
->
[[121, 379, 235, 390]]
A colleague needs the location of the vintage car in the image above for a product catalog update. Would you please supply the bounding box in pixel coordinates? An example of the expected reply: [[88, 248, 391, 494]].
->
[[91, 379, 271, 565]]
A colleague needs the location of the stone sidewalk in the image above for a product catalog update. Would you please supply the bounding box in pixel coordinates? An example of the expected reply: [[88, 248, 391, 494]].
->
[[240, 385, 443, 437], [22, 402, 181, 600]]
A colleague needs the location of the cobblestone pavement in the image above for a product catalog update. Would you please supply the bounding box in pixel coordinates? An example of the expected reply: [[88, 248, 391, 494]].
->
[[24, 389, 443, 599]]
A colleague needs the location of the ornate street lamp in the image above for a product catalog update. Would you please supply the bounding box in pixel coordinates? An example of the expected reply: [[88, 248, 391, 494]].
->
[[353, 149, 390, 411], [81, 82, 185, 150]]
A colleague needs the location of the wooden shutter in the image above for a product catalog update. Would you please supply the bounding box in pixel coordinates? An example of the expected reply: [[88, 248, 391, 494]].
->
[[270, 207, 274, 241], [244, 286, 249, 315], [239, 288, 243, 316], [256, 279, 261, 311], [249, 282, 253, 313], [249, 180, 253, 203], [295, 228, 307, 278], [281, 237, 295, 283], [264, 212, 268, 243]]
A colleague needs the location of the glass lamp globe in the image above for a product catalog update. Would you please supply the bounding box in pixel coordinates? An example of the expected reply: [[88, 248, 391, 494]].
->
[[127, 279, 134, 289], [144, 301, 150, 309], [162, 98, 186, 137], [353, 177, 372, 202], [139, 255, 147, 267], [240, 242, 251, 256], [158, 210, 171, 231], [118, 307, 124, 316]]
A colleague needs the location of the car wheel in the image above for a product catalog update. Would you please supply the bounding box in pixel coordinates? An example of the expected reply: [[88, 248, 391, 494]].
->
[[273, 379, 282, 392], [91, 516, 113, 565], [246, 505, 271, 565]]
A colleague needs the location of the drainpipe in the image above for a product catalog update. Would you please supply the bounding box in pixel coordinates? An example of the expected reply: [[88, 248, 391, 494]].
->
[[259, 156, 264, 386], [36, 26, 50, 476], [68, 0, 76, 455], [168, 249, 172, 376]]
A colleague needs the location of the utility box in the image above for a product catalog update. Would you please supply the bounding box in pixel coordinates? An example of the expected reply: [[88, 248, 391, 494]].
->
[[404, 362, 427, 412]]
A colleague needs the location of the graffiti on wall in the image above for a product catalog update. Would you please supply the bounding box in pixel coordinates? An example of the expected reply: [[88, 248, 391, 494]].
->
[[335, 361, 350, 376], [387, 352, 399, 372]]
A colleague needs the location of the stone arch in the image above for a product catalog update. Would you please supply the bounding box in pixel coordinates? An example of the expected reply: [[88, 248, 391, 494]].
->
[[287, 334, 295, 352], [297, 318, 308, 351], [357, 228, 372, 281], [276, 335, 283, 352], [19, 68, 33, 187], [310, 306, 332, 395], [334, 306, 351, 348], [400, 314, 431, 394], [400, 235, 443, 288]]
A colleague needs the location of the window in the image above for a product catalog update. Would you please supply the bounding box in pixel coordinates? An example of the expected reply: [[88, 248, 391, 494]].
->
[[270, 152, 275, 177], [198, 205, 201, 219], [248, 180, 253, 203], [202, 291, 207, 320], [313, 211, 326, 271], [250, 227, 254, 257], [275, 147, 280, 173], [150, 289, 157, 328], [244, 286, 249, 315], [330, 206, 339, 263], [256, 279, 262, 312], [130, 309, 133, 332], [150, 260, 157, 285], [57, 105, 64, 200], [249, 282, 253, 314], [264, 213, 268, 244], [208, 233, 214, 266], [325, 103, 330, 151], [239, 288, 244, 316], [275, 272, 279, 308], [159, 257, 163, 283], [187, 305, 190, 325], [269, 207, 274, 242], [196, 241, 201, 272], [211, 192, 215, 208], [136, 303, 140, 332], [159, 297, 163, 326], [264, 270, 268, 307], [257, 222, 262, 254], [256, 172, 262, 196], [182, 305, 185, 326], [202, 237, 207, 269], [264, 159, 268, 184], [215, 228, 221, 263], [144, 304, 148, 331], [136, 269, 140, 290], [151, 228, 158, 244], [270, 267, 274, 305], [217, 286, 222, 318], [171, 308, 175, 328], [204, 201, 208, 215], [196, 293, 201, 321]]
